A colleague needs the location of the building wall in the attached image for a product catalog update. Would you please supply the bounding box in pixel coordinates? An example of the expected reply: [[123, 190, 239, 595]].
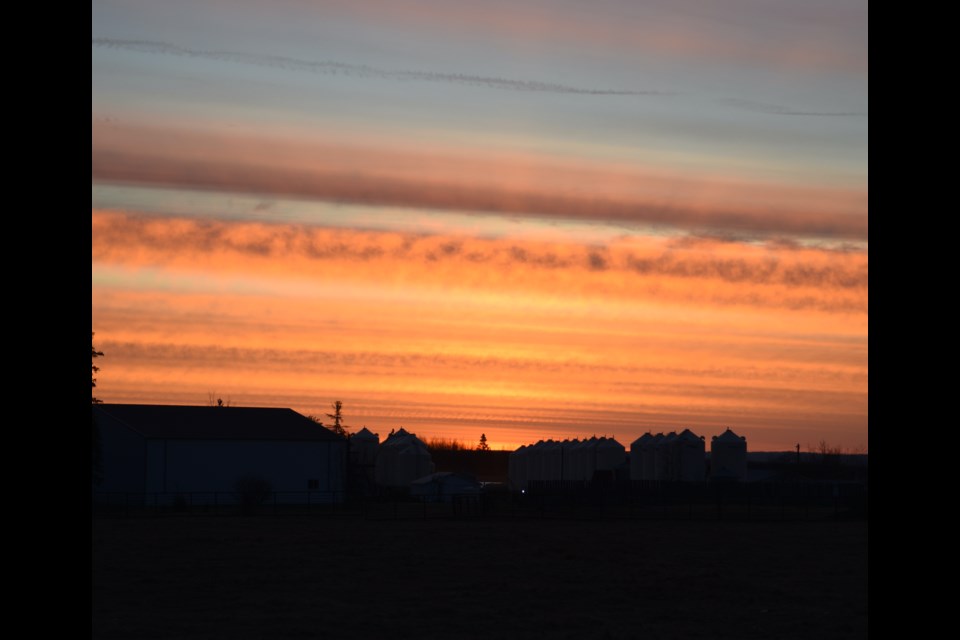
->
[[96, 412, 147, 494], [145, 440, 165, 493], [154, 439, 345, 501]]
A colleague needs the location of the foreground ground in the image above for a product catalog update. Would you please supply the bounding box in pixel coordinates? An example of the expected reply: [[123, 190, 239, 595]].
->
[[92, 515, 867, 639]]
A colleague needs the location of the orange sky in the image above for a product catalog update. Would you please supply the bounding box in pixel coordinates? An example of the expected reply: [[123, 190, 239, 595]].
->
[[93, 1, 866, 452], [92, 210, 867, 451]]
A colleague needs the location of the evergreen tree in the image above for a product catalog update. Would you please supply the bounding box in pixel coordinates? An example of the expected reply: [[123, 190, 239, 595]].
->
[[325, 400, 350, 438], [477, 433, 490, 451]]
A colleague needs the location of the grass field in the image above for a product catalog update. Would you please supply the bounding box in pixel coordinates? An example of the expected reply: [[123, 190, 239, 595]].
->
[[92, 515, 867, 639]]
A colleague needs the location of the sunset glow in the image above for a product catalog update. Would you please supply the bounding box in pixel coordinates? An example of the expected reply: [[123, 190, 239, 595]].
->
[[93, 0, 867, 451]]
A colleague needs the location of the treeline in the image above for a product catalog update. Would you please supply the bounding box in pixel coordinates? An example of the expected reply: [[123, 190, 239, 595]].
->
[[423, 436, 472, 452]]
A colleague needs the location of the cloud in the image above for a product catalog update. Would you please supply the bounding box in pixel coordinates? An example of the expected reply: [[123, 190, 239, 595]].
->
[[92, 210, 868, 313], [92, 37, 667, 96], [91, 146, 868, 240]]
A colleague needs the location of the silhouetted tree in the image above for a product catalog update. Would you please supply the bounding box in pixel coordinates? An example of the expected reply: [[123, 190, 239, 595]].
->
[[92, 333, 104, 404], [325, 400, 350, 438], [207, 392, 231, 407], [477, 433, 490, 451], [817, 439, 842, 465]]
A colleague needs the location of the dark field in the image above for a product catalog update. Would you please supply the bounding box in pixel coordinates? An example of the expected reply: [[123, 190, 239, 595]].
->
[[92, 515, 867, 639]]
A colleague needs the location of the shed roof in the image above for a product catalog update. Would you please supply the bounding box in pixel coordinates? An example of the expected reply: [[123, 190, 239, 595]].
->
[[93, 404, 344, 442]]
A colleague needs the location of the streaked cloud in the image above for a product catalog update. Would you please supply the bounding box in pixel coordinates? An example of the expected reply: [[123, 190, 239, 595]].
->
[[93, 37, 667, 96], [91, 123, 867, 240], [92, 210, 867, 313]]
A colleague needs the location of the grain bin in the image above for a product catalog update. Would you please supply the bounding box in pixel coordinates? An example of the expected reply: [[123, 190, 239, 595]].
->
[[560, 439, 579, 482], [655, 432, 677, 480], [596, 437, 626, 471], [675, 428, 706, 482], [542, 440, 563, 483], [630, 433, 654, 480], [350, 427, 380, 467], [711, 428, 747, 481], [643, 433, 662, 480]]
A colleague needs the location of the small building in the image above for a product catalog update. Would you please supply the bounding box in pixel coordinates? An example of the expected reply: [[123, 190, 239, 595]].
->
[[93, 403, 346, 503]]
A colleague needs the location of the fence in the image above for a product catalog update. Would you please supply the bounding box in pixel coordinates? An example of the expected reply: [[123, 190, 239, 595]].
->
[[515, 478, 868, 522], [93, 490, 348, 517], [93, 479, 866, 522]]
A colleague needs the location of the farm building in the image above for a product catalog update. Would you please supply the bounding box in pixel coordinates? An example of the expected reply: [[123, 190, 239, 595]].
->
[[92, 404, 347, 503]]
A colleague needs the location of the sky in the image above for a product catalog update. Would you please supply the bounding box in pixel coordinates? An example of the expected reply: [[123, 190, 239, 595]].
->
[[92, 0, 868, 452]]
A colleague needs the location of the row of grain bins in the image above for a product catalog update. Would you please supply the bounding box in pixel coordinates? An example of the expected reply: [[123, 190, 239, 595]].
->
[[508, 437, 626, 491], [629, 429, 706, 482], [628, 428, 746, 482], [509, 428, 747, 490]]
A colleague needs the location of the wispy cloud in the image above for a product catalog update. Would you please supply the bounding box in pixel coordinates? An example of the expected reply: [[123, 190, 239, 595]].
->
[[92, 37, 668, 96]]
